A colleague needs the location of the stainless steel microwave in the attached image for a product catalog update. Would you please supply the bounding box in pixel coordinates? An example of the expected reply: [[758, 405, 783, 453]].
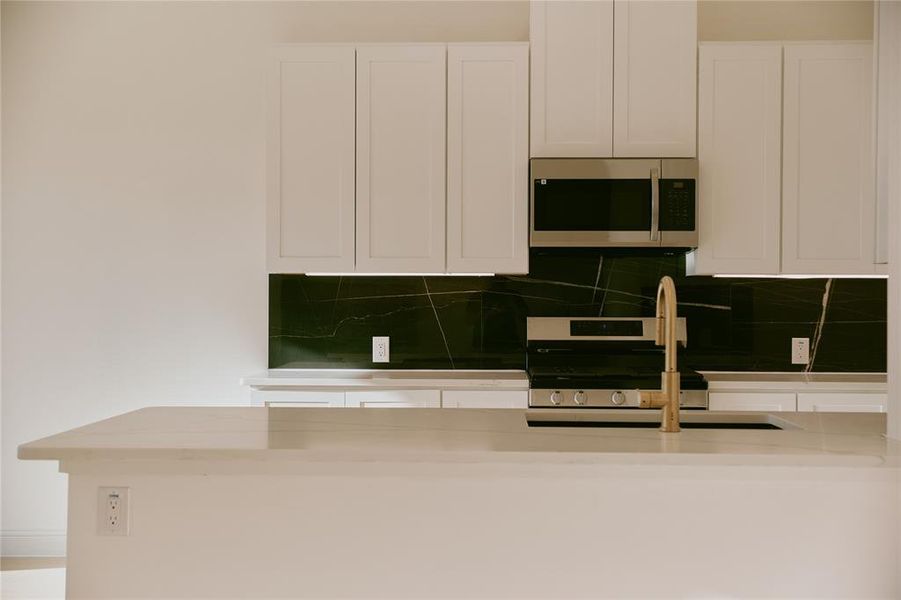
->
[[530, 158, 698, 249]]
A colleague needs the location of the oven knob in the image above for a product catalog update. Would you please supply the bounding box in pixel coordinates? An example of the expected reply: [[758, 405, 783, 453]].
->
[[611, 391, 626, 406], [573, 390, 587, 405], [550, 391, 562, 406]]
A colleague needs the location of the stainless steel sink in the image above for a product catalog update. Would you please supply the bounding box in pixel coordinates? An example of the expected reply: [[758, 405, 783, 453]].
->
[[526, 411, 797, 430]]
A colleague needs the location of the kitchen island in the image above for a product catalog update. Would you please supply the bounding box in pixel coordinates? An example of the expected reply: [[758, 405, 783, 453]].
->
[[20, 407, 901, 598]]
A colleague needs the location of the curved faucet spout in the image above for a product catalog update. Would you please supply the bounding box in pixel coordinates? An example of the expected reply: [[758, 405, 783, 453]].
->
[[639, 276, 681, 432], [657, 276, 678, 374]]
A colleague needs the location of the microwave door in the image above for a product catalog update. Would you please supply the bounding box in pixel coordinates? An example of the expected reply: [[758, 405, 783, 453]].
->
[[530, 159, 662, 247]]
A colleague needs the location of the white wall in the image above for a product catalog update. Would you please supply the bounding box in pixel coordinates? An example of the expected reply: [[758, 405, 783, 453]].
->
[[0, 0, 528, 556]]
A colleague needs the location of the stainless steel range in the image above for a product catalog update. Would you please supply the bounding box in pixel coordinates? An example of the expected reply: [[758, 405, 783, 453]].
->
[[526, 317, 708, 409]]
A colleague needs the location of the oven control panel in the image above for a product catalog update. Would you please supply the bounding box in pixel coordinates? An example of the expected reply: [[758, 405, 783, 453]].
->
[[529, 388, 708, 409]]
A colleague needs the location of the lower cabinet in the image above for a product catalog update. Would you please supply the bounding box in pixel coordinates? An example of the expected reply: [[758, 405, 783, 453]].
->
[[708, 392, 797, 412], [710, 391, 887, 413], [253, 390, 346, 407], [796, 393, 887, 413], [252, 388, 527, 408], [345, 390, 441, 408], [441, 391, 528, 409]]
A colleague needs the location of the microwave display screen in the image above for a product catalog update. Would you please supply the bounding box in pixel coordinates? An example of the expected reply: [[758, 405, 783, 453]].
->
[[533, 179, 651, 231]]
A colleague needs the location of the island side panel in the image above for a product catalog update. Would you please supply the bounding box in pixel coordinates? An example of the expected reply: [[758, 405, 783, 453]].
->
[[63, 460, 899, 599]]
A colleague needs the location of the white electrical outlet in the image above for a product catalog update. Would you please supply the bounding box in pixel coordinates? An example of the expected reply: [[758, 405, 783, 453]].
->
[[791, 337, 810, 365], [372, 336, 390, 363], [98, 487, 130, 536]]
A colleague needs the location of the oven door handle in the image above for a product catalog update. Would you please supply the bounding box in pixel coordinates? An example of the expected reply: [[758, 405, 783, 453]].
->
[[649, 167, 660, 242]]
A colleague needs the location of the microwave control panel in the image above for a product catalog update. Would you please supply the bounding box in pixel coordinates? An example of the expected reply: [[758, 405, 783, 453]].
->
[[659, 179, 696, 231]]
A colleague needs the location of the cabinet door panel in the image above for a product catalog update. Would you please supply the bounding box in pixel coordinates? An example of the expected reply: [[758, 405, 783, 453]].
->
[[797, 393, 886, 413], [693, 44, 782, 275], [613, 0, 697, 157], [252, 390, 346, 407], [441, 391, 528, 409], [782, 43, 875, 274], [530, 0, 613, 157], [447, 44, 528, 274], [345, 390, 441, 408], [267, 45, 355, 273], [356, 45, 446, 273], [708, 393, 797, 412]]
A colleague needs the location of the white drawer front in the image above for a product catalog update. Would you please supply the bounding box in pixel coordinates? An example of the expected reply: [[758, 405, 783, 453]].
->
[[797, 393, 887, 413], [252, 390, 345, 407], [708, 392, 797, 412], [345, 390, 441, 408], [441, 391, 528, 409]]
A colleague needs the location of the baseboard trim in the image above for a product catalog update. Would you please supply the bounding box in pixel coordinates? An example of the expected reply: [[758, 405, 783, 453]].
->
[[1, 531, 66, 557]]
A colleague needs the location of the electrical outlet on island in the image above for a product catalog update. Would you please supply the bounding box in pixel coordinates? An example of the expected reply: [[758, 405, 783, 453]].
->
[[372, 336, 390, 363], [98, 486, 130, 536], [791, 337, 810, 365]]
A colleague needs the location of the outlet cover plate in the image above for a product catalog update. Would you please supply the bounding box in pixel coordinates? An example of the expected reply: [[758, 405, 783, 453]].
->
[[372, 336, 390, 363], [98, 486, 130, 536], [791, 337, 810, 365]]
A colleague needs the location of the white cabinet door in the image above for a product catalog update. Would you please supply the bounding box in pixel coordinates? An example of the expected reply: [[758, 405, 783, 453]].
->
[[692, 44, 783, 275], [267, 45, 356, 273], [441, 391, 528, 409], [355, 45, 446, 273], [782, 43, 875, 275], [613, 0, 697, 157], [875, 1, 901, 267], [447, 43, 529, 274], [708, 393, 797, 412], [252, 390, 346, 407], [345, 390, 441, 408], [797, 393, 887, 413], [530, 0, 614, 157]]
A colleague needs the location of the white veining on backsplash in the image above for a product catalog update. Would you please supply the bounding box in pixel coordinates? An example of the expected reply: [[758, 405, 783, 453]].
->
[[590, 256, 604, 304], [805, 278, 834, 375], [423, 277, 456, 369]]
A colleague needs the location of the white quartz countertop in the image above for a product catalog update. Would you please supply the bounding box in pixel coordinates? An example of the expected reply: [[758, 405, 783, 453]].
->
[[18, 407, 900, 468], [700, 371, 887, 383], [241, 369, 529, 390]]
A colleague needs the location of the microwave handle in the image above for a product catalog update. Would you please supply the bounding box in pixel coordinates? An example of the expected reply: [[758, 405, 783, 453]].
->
[[649, 167, 660, 242]]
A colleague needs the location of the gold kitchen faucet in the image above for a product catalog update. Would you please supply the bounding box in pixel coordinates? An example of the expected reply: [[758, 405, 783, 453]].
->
[[639, 276, 681, 433]]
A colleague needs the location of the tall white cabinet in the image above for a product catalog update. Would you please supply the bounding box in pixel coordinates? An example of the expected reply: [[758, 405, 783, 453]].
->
[[355, 45, 447, 273], [781, 43, 875, 275], [612, 0, 697, 157], [693, 44, 783, 275], [268, 43, 528, 275], [530, 0, 697, 158], [266, 46, 356, 273], [691, 42, 877, 276], [529, 0, 613, 157], [447, 43, 529, 274]]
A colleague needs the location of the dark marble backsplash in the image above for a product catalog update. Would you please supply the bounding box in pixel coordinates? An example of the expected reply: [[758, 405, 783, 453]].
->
[[270, 250, 887, 372]]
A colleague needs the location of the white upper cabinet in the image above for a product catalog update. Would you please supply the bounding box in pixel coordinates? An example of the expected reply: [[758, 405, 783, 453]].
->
[[447, 43, 529, 274], [693, 43, 783, 275], [530, 0, 614, 157], [530, 0, 696, 158], [355, 45, 447, 273], [781, 43, 875, 275], [267, 45, 356, 273], [612, 0, 697, 157], [874, 0, 899, 270]]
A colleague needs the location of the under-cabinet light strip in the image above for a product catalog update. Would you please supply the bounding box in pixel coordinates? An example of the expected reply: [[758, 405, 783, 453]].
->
[[712, 274, 889, 279], [306, 272, 496, 277]]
